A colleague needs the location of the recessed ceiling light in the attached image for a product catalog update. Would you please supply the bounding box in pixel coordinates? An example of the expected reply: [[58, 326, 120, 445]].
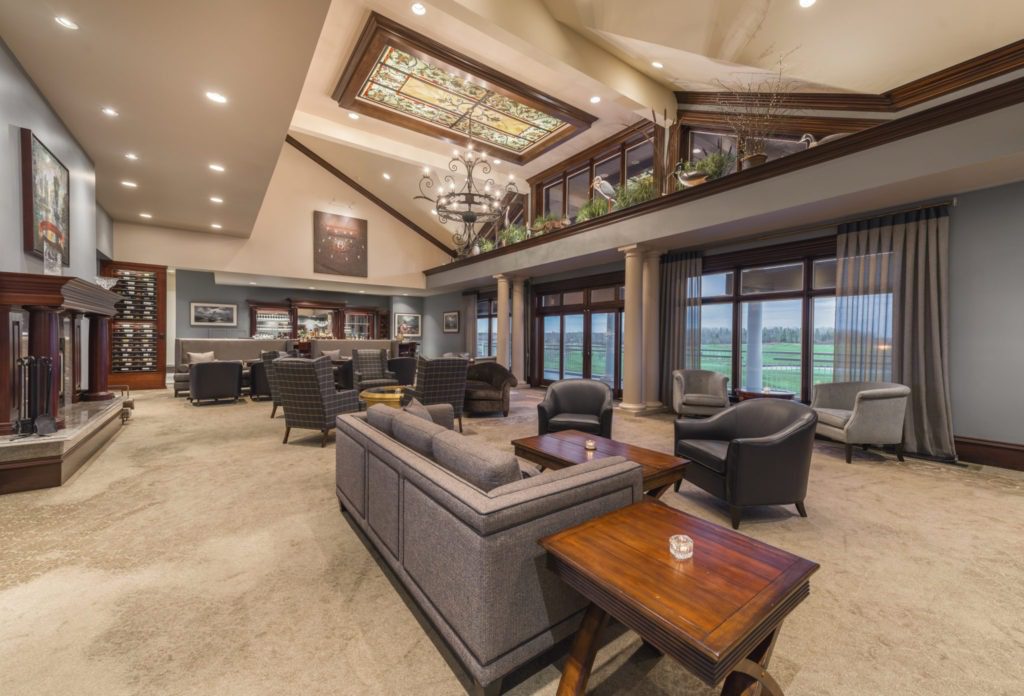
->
[[589, 96, 601, 104], [209, 196, 223, 204], [402, 293, 409, 296], [249, 282, 257, 285], [211, 223, 222, 229], [429, 209, 437, 215], [308, 286, 315, 290], [422, 166, 430, 174], [121, 180, 137, 188], [348, 112, 360, 120], [651, 61, 664, 69], [692, 148, 701, 154], [799, 0, 816, 6], [383, 172, 391, 180], [508, 173, 514, 180], [493, 159, 502, 165], [208, 163, 225, 172], [359, 290, 366, 293], [139, 212, 152, 219], [101, 107, 119, 117], [125, 152, 138, 160], [205, 91, 228, 104], [411, 3, 427, 16], [55, 16, 79, 30]]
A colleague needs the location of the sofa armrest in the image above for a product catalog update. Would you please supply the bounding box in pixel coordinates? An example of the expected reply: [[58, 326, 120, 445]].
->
[[674, 408, 736, 446], [425, 403, 455, 430], [845, 389, 909, 444], [537, 399, 554, 434], [728, 416, 817, 505]]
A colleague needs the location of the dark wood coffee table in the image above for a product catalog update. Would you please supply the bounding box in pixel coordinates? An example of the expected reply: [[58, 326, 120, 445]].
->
[[540, 500, 819, 695], [511, 430, 686, 497]]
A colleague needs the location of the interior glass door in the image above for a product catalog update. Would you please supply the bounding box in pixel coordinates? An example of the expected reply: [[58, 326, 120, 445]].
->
[[562, 314, 585, 379], [539, 310, 622, 395]]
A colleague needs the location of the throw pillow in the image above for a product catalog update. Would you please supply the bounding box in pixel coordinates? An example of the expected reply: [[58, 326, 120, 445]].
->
[[186, 351, 215, 365], [403, 398, 432, 423], [321, 349, 343, 361]]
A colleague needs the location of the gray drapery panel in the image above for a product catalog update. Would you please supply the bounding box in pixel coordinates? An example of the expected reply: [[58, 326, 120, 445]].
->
[[835, 205, 956, 459], [462, 292, 477, 356], [659, 252, 702, 407]]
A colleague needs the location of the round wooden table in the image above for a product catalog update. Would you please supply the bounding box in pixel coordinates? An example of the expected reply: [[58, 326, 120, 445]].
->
[[736, 388, 796, 401], [359, 386, 407, 409]]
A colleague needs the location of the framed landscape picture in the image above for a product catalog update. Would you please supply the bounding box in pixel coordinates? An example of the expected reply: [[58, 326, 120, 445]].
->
[[21, 129, 70, 266], [190, 302, 238, 327], [313, 211, 368, 277], [442, 311, 460, 333], [395, 313, 421, 338]]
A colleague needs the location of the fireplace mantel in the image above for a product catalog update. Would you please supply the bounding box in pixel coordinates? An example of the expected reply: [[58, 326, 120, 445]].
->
[[0, 272, 121, 315]]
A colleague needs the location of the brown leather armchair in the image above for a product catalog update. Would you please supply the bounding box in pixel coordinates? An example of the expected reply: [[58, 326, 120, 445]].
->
[[464, 362, 518, 417], [674, 399, 817, 529]]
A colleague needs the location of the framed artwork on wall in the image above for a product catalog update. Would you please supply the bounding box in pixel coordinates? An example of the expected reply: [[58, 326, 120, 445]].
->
[[313, 211, 368, 277], [395, 313, 421, 338], [190, 302, 238, 327], [21, 129, 70, 266], [442, 311, 460, 333]]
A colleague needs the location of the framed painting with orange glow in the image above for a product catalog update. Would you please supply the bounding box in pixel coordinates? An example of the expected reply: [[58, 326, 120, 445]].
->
[[21, 129, 70, 266], [313, 211, 368, 277]]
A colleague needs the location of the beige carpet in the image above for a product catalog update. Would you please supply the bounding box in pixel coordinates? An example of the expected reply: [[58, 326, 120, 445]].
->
[[1, 388, 1022, 696]]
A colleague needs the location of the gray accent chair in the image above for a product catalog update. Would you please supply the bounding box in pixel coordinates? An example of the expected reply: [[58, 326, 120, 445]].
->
[[189, 361, 242, 405], [538, 379, 614, 439], [811, 381, 911, 462], [335, 409, 643, 695], [464, 362, 518, 417], [352, 349, 400, 391], [173, 338, 293, 396], [675, 399, 817, 529], [275, 356, 359, 447], [407, 357, 470, 432], [387, 356, 417, 386], [672, 369, 730, 417]]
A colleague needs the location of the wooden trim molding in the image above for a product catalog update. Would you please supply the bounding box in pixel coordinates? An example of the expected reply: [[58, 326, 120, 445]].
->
[[675, 39, 1024, 113], [678, 110, 885, 137], [426, 76, 1024, 276], [954, 436, 1024, 472], [333, 12, 595, 165], [285, 135, 455, 257]]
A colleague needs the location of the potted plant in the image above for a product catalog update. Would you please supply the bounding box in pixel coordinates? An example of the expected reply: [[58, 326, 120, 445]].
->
[[612, 170, 657, 210], [675, 150, 737, 187], [715, 62, 790, 169], [529, 214, 568, 236], [574, 195, 611, 223], [498, 223, 530, 247]]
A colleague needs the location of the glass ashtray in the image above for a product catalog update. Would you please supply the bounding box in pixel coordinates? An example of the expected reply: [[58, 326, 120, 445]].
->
[[669, 534, 694, 560]]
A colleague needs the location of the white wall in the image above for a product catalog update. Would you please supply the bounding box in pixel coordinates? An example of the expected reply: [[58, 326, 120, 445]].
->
[[113, 143, 449, 289], [1, 41, 99, 278]]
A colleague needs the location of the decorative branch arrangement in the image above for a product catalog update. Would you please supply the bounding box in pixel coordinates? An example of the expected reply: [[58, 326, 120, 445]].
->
[[714, 62, 792, 166]]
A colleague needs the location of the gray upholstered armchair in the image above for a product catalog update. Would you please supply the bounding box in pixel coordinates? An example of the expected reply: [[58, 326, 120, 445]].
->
[[538, 379, 614, 438], [672, 369, 730, 416], [352, 349, 399, 391], [406, 357, 470, 432], [811, 381, 911, 462], [464, 362, 518, 417], [274, 356, 360, 447]]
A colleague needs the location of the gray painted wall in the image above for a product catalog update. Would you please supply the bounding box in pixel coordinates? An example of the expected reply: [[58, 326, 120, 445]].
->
[[949, 181, 1024, 444], [96, 205, 113, 260], [422, 291, 466, 357], [174, 270, 390, 338], [1, 41, 99, 279]]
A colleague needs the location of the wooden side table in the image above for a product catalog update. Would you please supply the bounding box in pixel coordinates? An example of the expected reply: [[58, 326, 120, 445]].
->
[[540, 501, 819, 695]]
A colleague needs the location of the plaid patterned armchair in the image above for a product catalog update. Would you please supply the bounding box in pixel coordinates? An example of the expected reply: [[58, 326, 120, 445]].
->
[[406, 356, 470, 431], [274, 356, 360, 447], [352, 349, 399, 391]]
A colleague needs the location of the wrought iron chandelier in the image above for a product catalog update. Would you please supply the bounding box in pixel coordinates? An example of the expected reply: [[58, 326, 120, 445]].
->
[[414, 105, 518, 257]]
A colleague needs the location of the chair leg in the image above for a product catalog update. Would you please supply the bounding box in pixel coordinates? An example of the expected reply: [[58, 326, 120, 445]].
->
[[896, 442, 905, 462], [271, 404, 277, 419], [729, 505, 742, 530], [845, 443, 853, 463], [674, 480, 682, 493], [458, 415, 463, 433], [283, 426, 290, 444], [862, 443, 870, 451], [795, 500, 808, 518], [321, 429, 329, 448]]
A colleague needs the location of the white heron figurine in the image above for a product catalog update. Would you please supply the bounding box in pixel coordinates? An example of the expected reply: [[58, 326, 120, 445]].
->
[[591, 176, 617, 206], [799, 132, 851, 148]]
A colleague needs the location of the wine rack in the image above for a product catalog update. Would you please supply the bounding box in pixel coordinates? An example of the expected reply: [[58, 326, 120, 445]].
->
[[101, 261, 167, 389]]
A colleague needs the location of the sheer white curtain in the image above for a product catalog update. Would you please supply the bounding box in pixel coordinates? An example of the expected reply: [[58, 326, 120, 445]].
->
[[659, 252, 702, 407]]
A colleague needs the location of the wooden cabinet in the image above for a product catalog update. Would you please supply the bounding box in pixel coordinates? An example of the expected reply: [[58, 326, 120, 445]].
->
[[249, 303, 293, 339], [100, 261, 167, 390]]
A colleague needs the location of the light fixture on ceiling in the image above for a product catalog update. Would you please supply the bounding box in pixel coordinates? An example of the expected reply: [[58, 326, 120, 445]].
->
[[121, 180, 137, 188], [383, 172, 391, 180], [415, 106, 518, 258], [589, 96, 601, 104], [359, 290, 366, 294], [208, 163, 225, 172], [799, 0, 816, 6], [205, 91, 228, 104], [249, 282, 257, 285], [411, 3, 427, 15], [101, 107, 119, 117], [211, 223, 222, 229], [348, 112, 360, 120], [402, 293, 409, 296], [493, 159, 502, 165], [422, 166, 430, 174], [139, 212, 152, 219], [651, 61, 664, 69], [692, 147, 701, 154], [55, 16, 79, 30], [210, 196, 223, 203], [125, 152, 138, 160], [308, 286, 315, 290]]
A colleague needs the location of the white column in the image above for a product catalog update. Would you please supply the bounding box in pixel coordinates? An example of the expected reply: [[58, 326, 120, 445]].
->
[[619, 245, 645, 412], [643, 250, 662, 410], [494, 274, 510, 367], [511, 277, 526, 382]]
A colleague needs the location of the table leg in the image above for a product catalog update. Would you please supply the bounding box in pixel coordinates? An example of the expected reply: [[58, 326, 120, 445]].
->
[[720, 627, 783, 696], [646, 484, 670, 499], [556, 603, 609, 696]]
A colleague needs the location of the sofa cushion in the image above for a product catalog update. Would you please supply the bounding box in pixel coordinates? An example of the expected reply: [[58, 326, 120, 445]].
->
[[187, 350, 215, 365], [676, 439, 730, 474], [815, 407, 853, 429], [404, 398, 432, 423], [392, 411, 447, 458], [432, 430, 521, 492], [549, 413, 601, 430], [682, 393, 726, 407], [465, 380, 501, 400], [321, 348, 343, 361], [366, 404, 399, 436]]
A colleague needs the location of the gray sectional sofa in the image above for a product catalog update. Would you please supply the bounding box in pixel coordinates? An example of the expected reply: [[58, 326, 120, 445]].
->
[[173, 338, 294, 397], [335, 406, 643, 694]]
